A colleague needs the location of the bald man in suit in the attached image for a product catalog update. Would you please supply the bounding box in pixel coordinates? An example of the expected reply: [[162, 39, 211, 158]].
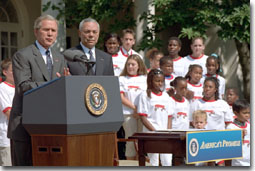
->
[[64, 18, 114, 76], [7, 15, 69, 166]]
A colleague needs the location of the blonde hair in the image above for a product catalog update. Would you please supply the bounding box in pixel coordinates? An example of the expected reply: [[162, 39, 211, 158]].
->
[[191, 37, 205, 45], [120, 54, 147, 76], [1, 58, 12, 71], [192, 110, 207, 122], [122, 28, 135, 38]]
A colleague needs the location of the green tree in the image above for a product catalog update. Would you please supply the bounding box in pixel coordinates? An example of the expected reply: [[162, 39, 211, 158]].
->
[[43, 0, 136, 48], [139, 0, 250, 100]]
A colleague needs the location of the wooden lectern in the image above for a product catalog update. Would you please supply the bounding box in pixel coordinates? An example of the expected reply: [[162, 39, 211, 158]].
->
[[22, 76, 124, 166]]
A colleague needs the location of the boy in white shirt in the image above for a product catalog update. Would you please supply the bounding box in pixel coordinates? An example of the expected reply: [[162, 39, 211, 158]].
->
[[114, 29, 143, 76], [226, 99, 250, 166], [0, 58, 15, 166], [119, 29, 143, 59]]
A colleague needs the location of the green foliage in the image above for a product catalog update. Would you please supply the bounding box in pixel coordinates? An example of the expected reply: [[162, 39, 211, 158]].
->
[[138, 0, 250, 50]]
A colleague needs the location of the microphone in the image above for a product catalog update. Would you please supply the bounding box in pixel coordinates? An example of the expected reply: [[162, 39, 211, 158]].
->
[[63, 49, 90, 63], [63, 49, 96, 75]]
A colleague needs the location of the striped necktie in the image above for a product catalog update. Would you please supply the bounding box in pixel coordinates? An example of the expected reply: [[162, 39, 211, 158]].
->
[[45, 50, 53, 78], [89, 50, 96, 72]]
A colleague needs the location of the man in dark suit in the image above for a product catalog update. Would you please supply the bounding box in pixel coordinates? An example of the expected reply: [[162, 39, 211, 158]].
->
[[64, 18, 114, 76], [7, 15, 69, 166]]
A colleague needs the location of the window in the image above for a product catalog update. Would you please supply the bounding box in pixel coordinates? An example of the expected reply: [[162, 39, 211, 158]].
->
[[0, 0, 19, 61]]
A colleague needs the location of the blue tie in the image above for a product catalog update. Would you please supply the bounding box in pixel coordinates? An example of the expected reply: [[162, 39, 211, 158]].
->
[[45, 50, 53, 78]]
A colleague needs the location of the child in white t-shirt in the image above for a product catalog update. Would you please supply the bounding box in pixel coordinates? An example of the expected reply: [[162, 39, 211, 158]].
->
[[103, 33, 123, 76], [137, 69, 172, 166], [167, 77, 190, 130], [160, 56, 175, 91], [200, 55, 225, 99], [119, 28, 143, 59], [0, 58, 14, 166], [167, 37, 186, 77], [185, 64, 203, 102], [119, 54, 147, 160], [190, 77, 233, 130], [226, 99, 250, 166], [225, 87, 239, 120], [192, 110, 215, 166], [183, 37, 208, 76]]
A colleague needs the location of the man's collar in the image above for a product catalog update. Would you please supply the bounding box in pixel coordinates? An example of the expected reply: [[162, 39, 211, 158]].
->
[[35, 41, 51, 54], [80, 42, 95, 53]]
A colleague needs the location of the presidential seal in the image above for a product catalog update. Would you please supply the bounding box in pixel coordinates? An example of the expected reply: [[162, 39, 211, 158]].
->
[[85, 83, 107, 115], [189, 138, 199, 157]]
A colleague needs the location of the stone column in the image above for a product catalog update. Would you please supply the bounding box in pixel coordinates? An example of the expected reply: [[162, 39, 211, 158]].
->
[[41, 0, 66, 52], [134, 0, 154, 65]]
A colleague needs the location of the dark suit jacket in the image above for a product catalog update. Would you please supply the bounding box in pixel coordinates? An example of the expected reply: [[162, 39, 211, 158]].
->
[[65, 45, 114, 76], [7, 43, 67, 141]]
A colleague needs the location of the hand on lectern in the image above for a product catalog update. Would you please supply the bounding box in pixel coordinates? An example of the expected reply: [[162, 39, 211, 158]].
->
[[56, 67, 71, 77]]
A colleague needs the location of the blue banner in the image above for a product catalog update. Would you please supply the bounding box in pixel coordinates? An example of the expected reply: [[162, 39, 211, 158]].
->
[[186, 130, 242, 164]]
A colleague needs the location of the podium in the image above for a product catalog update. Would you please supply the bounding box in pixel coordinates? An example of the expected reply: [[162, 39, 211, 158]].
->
[[22, 76, 124, 166]]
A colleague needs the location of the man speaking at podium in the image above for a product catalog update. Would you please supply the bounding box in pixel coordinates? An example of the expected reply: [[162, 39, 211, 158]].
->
[[7, 15, 69, 166], [64, 18, 114, 76]]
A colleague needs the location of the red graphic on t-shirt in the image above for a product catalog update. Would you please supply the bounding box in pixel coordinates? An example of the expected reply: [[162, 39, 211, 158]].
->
[[154, 104, 166, 111]]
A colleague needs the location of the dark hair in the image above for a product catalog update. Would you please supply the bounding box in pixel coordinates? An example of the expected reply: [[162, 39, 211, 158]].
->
[[103, 33, 121, 52], [206, 55, 221, 74], [226, 87, 239, 96], [232, 99, 250, 113], [185, 64, 203, 81], [146, 69, 164, 98], [120, 54, 147, 76], [210, 53, 222, 73], [168, 76, 186, 96], [159, 56, 173, 67], [168, 37, 182, 47], [203, 77, 220, 100], [146, 48, 164, 60]]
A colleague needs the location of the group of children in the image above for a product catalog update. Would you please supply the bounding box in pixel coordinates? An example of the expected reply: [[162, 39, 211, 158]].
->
[[103, 30, 250, 166], [0, 29, 250, 167]]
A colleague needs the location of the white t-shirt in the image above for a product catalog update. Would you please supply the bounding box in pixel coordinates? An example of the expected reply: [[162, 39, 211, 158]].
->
[[187, 81, 203, 102], [184, 54, 208, 76], [228, 104, 237, 120], [165, 74, 175, 91], [112, 53, 127, 76], [226, 121, 250, 166], [137, 91, 172, 131], [0, 82, 15, 147], [113, 47, 144, 76], [201, 74, 225, 99], [173, 56, 187, 77], [119, 75, 147, 115], [169, 96, 190, 130], [190, 98, 233, 130]]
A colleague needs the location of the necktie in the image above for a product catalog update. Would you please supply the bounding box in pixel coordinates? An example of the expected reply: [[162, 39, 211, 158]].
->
[[45, 50, 53, 78], [89, 50, 96, 73]]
